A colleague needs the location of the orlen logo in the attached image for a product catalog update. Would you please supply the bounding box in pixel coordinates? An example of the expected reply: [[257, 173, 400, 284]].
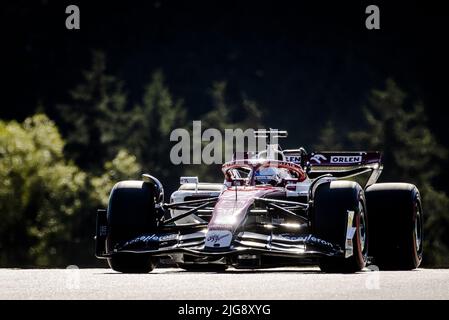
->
[[285, 155, 301, 164], [310, 154, 327, 164], [330, 156, 362, 164]]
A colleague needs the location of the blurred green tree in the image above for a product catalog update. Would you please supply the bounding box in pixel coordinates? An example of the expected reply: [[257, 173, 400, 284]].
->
[[313, 120, 343, 151], [201, 81, 263, 129], [0, 114, 143, 267], [0, 114, 87, 266], [349, 79, 447, 183], [91, 150, 141, 206], [58, 51, 132, 173], [126, 70, 187, 192]]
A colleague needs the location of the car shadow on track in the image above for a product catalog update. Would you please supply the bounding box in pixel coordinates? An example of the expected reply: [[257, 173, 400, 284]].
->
[[97, 268, 323, 275], [158, 267, 325, 274], [97, 266, 387, 275]]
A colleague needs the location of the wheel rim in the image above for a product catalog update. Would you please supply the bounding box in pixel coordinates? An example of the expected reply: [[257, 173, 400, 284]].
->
[[415, 205, 423, 251], [359, 202, 367, 254]]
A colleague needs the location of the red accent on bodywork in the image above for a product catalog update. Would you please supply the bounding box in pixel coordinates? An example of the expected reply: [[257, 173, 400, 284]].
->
[[208, 186, 278, 232], [222, 159, 307, 183]]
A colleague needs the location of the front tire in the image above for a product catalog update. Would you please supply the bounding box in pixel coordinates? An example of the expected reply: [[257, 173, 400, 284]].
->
[[109, 253, 156, 273], [313, 181, 368, 273], [106, 180, 159, 273]]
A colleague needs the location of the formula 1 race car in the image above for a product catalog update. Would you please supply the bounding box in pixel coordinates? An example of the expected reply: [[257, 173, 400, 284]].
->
[[95, 130, 423, 273]]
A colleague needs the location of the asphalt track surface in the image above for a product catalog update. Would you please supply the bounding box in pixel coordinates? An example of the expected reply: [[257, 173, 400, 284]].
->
[[1, 267, 448, 299]]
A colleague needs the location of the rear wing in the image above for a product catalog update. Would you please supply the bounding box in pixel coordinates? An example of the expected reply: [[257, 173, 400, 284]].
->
[[305, 151, 381, 167], [284, 150, 383, 187]]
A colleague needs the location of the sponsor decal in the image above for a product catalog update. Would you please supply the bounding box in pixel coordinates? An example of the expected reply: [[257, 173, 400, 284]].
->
[[279, 234, 334, 248], [129, 234, 159, 244], [345, 210, 355, 258], [207, 233, 230, 243], [285, 155, 301, 164], [159, 234, 178, 242], [310, 154, 327, 164], [330, 155, 362, 164], [205, 230, 232, 248], [121, 233, 177, 248]]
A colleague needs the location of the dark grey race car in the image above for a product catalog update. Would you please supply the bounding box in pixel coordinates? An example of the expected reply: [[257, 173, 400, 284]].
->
[[95, 130, 423, 273]]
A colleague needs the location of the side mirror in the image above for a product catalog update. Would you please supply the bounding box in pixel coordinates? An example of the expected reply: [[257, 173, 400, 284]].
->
[[180, 176, 199, 185]]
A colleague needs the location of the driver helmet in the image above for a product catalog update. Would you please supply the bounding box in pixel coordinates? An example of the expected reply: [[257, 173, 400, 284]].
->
[[254, 167, 282, 186]]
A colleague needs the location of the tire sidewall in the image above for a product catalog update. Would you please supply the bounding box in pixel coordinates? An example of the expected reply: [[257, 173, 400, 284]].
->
[[411, 191, 423, 267], [314, 181, 368, 273], [353, 193, 368, 270]]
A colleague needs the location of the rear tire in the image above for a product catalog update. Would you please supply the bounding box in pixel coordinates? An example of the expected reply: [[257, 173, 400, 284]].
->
[[313, 181, 368, 273], [365, 183, 423, 270], [106, 180, 159, 273]]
